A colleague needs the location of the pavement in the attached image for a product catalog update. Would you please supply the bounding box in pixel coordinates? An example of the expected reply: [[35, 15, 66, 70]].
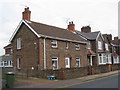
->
[[14, 70, 119, 88]]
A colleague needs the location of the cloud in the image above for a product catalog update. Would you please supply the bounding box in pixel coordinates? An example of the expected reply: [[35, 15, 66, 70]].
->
[[0, 0, 119, 55]]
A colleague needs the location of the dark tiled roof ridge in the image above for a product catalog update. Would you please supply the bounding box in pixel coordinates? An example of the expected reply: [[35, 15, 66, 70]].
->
[[24, 20, 86, 43]]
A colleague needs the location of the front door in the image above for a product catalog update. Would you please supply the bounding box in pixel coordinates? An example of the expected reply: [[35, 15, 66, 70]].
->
[[65, 57, 70, 68]]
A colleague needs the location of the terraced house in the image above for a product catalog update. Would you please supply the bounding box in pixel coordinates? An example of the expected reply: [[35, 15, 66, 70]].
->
[[9, 7, 88, 73], [76, 26, 112, 66], [4, 7, 119, 77]]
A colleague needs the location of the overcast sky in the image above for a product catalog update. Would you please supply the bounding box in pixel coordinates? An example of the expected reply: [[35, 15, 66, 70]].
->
[[0, 0, 119, 55]]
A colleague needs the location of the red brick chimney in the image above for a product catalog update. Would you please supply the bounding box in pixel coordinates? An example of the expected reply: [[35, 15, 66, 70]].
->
[[22, 7, 31, 21], [114, 36, 118, 40], [68, 21, 75, 31], [81, 26, 91, 33]]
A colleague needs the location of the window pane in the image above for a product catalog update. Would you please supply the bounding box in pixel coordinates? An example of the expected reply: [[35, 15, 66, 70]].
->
[[98, 41, 102, 50], [17, 38, 21, 49], [52, 57, 58, 70], [66, 42, 68, 49], [51, 40, 57, 48], [75, 44, 80, 50]]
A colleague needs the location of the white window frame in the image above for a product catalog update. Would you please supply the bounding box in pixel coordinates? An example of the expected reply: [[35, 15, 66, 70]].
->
[[11, 49, 13, 54], [52, 57, 58, 70], [66, 41, 69, 49], [113, 56, 119, 64], [75, 43, 80, 50], [65, 57, 70, 68], [98, 54, 106, 64], [17, 38, 21, 49], [0, 61, 3, 67], [87, 42, 91, 49], [76, 57, 80, 67], [17, 58, 21, 69], [0, 60, 13, 67], [105, 43, 109, 51], [51, 40, 58, 48], [98, 41, 102, 50], [4, 61, 9, 66], [106, 54, 112, 64]]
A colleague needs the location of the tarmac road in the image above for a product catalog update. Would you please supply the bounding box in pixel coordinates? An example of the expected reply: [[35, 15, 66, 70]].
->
[[60, 74, 119, 88]]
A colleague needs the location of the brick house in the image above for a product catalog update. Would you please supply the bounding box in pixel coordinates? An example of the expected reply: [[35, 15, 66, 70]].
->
[[0, 44, 13, 67], [9, 7, 88, 73], [76, 26, 112, 66], [111, 37, 120, 64]]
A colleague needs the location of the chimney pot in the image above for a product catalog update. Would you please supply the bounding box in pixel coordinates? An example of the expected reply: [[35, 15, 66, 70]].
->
[[114, 37, 118, 40], [68, 21, 75, 31], [22, 7, 31, 21]]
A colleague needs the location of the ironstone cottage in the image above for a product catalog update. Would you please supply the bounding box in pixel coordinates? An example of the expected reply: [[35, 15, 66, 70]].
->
[[9, 7, 88, 73]]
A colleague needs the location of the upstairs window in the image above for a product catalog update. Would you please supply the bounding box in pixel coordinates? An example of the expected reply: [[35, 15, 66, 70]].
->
[[51, 40, 57, 48], [66, 42, 69, 49], [75, 43, 80, 50], [105, 43, 109, 51], [98, 41, 102, 50], [87, 42, 91, 49], [17, 38, 21, 49]]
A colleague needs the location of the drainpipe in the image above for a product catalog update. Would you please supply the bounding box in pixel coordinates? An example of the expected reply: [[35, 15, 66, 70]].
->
[[43, 37, 46, 69]]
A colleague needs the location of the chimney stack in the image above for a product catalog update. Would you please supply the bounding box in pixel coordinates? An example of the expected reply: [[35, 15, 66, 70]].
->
[[22, 7, 31, 21], [68, 21, 75, 31], [107, 34, 112, 40], [114, 36, 118, 40], [81, 26, 91, 33]]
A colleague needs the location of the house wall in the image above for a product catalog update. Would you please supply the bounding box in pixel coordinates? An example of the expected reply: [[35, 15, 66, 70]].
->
[[11, 23, 39, 72], [39, 38, 88, 70], [90, 34, 105, 66]]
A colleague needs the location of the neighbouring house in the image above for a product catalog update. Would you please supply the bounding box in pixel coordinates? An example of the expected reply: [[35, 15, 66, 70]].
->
[[76, 26, 112, 66], [0, 44, 13, 68], [8, 7, 88, 73], [102, 34, 112, 64], [111, 37, 120, 64]]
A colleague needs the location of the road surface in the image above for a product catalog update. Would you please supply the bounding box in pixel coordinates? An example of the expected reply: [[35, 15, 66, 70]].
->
[[61, 74, 119, 88]]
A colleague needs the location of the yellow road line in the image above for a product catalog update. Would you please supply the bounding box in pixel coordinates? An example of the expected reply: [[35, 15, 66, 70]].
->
[[57, 74, 118, 88]]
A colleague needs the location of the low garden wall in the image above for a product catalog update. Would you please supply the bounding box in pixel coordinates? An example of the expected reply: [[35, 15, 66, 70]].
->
[[9, 64, 120, 80]]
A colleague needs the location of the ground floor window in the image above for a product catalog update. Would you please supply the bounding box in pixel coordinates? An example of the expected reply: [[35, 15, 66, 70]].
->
[[98, 53, 112, 64], [52, 57, 58, 70], [98, 53, 106, 64], [76, 57, 80, 67], [65, 57, 70, 68], [0, 60, 13, 67], [106, 54, 112, 64], [113, 56, 119, 64]]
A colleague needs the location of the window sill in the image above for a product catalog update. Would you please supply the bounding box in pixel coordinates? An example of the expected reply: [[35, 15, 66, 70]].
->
[[17, 48, 21, 50], [51, 47, 58, 49], [99, 63, 106, 65], [76, 49, 80, 51]]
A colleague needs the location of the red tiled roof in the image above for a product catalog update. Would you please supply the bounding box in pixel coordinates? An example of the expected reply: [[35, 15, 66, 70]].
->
[[87, 50, 96, 55]]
